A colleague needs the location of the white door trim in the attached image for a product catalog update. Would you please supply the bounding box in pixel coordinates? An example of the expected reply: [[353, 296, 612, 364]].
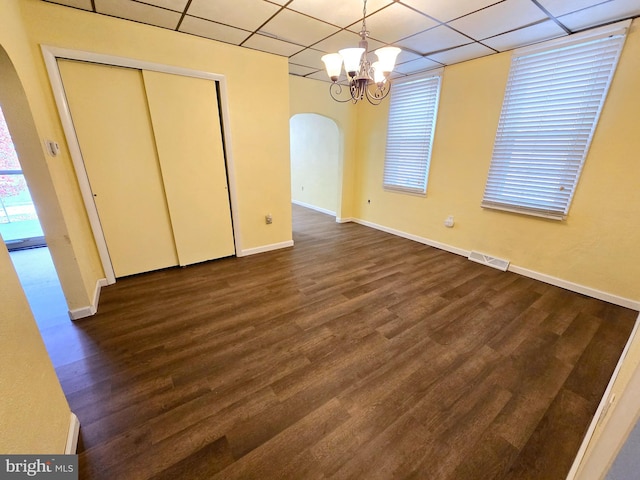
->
[[41, 45, 242, 284]]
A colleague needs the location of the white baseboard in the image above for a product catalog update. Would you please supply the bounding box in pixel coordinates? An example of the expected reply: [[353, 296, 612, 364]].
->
[[508, 266, 640, 311], [336, 217, 354, 224], [65, 412, 80, 454], [68, 278, 108, 320], [352, 218, 470, 258], [292, 199, 336, 217], [351, 218, 639, 311], [238, 240, 294, 257]]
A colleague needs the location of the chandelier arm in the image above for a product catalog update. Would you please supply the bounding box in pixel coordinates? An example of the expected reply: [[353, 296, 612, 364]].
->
[[364, 82, 392, 105], [328, 83, 355, 103]]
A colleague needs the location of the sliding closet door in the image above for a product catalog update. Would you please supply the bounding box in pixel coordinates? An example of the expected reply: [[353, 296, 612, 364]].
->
[[142, 71, 235, 265], [58, 60, 179, 277]]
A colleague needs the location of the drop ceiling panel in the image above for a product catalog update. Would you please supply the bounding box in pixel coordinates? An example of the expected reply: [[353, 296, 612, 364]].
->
[[536, 0, 610, 17], [448, 0, 549, 40], [288, 0, 393, 28], [314, 31, 386, 55], [558, 1, 640, 30], [243, 33, 306, 57], [353, 3, 439, 43], [187, 0, 280, 32], [140, 0, 189, 11], [394, 56, 442, 75], [179, 16, 251, 45], [94, 0, 181, 29], [289, 48, 327, 70], [400, 0, 504, 23], [397, 25, 471, 55], [258, 8, 340, 45], [46, 0, 92, 10], [428, 42, 496, 65], [41, 0, 640, 82], [482, 20, 567, 51]]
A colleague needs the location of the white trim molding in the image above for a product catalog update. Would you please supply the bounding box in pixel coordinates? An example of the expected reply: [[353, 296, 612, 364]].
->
[[508, 266, 640, 311], [68, 278, 107, 320], [352, 218, 470, 258], [65, 412, 80, 454], [292, 199, 336, 217], [238, 240, 294, 257]]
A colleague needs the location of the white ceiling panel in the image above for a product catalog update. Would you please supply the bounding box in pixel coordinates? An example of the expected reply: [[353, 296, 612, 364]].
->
[[354, 3, 439, 43], [45, 0, 93, 10], [394, 56, 442, 75], [558, 0, 640, 30], [289, 48, 327, 70], [187, 0, 280, 32], [41, 0, 640, 82], [242, 33, 306, 57], [94, 0, 181, 29], [448, 0, 548, 40], [536, 0, 609, 17], [397, 25, 471, 55], [139, 0, 189, 11], [314, 30, 386, 55], [179, 16, 251, 45], [482, 19, 567, 51], [428, 42, 496, 65], [400, 0, 502, 23], [288, 0, 393, 28], [259, 8, 340, 46]]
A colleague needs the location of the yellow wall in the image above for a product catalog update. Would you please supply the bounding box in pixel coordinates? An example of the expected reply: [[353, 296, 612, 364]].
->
[[0, 7, 71, 452], [289, 75, 360, 221], [0, 236, 70, 453], [290, 113, 339, 213], [0, 0, 98, 312]]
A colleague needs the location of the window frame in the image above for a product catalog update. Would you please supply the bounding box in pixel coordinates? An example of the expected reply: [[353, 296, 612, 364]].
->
[[481, 20, 630, 220], [383, 69, 443, 196]]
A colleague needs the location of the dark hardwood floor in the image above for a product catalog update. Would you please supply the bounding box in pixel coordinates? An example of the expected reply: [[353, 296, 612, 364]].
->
[[48, 205, 638, 479]]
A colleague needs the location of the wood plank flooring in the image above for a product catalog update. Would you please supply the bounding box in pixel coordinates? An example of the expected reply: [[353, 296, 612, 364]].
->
[[49, 205, 638, 479]]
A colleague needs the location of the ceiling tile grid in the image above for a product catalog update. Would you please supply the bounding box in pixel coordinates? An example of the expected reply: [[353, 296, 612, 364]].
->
[[43, 0, 640, 81]]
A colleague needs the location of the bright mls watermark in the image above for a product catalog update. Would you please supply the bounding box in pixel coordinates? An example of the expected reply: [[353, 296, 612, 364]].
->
[[0, 455, 77, 479]]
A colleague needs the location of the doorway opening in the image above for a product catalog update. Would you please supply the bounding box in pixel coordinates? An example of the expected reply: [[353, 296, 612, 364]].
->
[[0, 106, 68, 329]]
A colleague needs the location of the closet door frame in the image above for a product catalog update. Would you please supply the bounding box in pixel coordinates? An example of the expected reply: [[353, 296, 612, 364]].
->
[[41, 45, 240, 285]]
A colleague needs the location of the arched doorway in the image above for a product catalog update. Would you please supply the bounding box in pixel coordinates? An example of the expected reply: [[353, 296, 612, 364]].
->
[[290, 113, 340, 216]]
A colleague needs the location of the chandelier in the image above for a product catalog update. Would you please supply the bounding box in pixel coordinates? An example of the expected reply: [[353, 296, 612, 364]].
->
[[321, 0, 401, 105]]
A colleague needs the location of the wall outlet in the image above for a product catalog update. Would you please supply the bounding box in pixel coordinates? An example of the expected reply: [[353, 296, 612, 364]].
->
[[265, 214, 273, 225], [444, 215, 454, 228]]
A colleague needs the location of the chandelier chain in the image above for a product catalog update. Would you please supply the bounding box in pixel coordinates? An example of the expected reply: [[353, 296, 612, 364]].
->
[[362, 0, 367, 35]]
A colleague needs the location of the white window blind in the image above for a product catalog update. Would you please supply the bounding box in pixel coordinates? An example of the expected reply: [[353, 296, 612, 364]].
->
[[482, 23, 628, 220], [383, 72, 441, 195]]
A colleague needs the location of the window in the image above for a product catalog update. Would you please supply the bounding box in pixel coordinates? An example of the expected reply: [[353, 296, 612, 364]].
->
[[482, 22, 628, 220], [383, 71, 442, 195]]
